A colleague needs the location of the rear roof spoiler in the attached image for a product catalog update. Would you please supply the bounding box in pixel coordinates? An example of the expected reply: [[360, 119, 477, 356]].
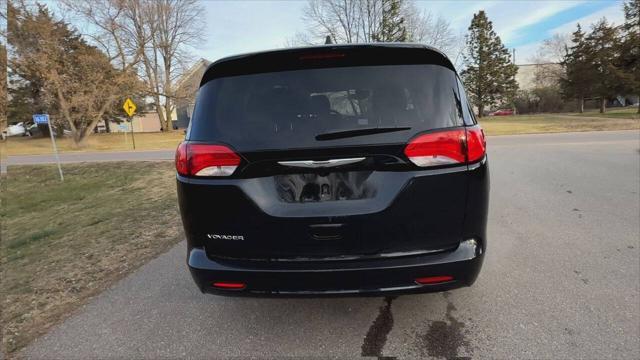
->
[[200, 43, 456, 86]]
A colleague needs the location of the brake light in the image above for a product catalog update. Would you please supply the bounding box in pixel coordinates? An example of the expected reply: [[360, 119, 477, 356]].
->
[[299, 52, 346, 60], [175, 142, 241, 177], [415, 275, 454, 285], [404, 126, 485, 167]]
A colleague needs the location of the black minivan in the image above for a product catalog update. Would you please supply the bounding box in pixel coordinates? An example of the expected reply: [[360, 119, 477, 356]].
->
[[176, 43, 489, 296]]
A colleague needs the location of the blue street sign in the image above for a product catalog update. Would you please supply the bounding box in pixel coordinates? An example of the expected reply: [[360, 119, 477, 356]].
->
[[33, 114, 49, 124]]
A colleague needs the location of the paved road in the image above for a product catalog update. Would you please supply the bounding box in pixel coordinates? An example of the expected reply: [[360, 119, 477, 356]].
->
[[22, 131, 640, 359]]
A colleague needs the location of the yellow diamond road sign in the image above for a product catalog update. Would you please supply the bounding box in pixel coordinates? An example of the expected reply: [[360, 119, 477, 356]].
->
[[123, 98, 137, 117]]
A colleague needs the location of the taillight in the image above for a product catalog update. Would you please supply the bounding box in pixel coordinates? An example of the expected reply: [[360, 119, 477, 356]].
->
[[466, 126, 486, 163], [404, 126, 486, 167], [175, 142, 241, 177], [404, 129, 466, 167]]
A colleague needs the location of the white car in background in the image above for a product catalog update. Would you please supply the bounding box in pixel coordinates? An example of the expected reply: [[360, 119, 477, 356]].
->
[[3, 122, 27, 138], [2, 122, 44, 139]]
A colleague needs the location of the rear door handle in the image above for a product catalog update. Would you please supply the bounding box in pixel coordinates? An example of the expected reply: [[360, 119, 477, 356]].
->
[[278, 157, 365, 168], [309, 223, 345, 240]]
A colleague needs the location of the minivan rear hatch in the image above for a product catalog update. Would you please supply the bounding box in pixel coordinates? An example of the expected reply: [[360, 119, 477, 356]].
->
[[179, 45, 470, 261]]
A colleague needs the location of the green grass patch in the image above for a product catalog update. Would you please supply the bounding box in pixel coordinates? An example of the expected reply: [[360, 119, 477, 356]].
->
[[567, 106, 640, 119], [1, 162, 183, 355], [480, 113, 639, 136]]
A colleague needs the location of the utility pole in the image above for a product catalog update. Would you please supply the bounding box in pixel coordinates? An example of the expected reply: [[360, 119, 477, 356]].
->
[[512, 48, 517, 115]]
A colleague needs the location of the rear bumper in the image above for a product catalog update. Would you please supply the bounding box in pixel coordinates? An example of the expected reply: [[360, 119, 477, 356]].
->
[[187, 239, 484, 297]]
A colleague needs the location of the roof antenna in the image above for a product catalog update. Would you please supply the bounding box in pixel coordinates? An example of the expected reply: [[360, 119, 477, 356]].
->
[[324, 35, 333, 45]]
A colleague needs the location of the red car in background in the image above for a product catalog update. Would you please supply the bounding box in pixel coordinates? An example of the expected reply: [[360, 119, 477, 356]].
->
[[489, 109, 514, 116]]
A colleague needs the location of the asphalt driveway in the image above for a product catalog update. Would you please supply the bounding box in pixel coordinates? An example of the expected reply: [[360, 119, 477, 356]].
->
[[20, 130, 640, 359]]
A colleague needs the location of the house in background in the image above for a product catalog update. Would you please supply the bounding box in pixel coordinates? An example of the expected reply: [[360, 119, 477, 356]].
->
[[174, 58, 211, 129], [101, 106, 163, 133]]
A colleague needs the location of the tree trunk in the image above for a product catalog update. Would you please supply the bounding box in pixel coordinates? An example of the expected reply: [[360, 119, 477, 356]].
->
[[163, 58, 173, 131], [164, 100, 172, 131], [579, 97, 584, 113], [599, 97, 606, 113], [152, 93, 166, 131], [477, 104, 484, 118], [72, 130, 87, 148]]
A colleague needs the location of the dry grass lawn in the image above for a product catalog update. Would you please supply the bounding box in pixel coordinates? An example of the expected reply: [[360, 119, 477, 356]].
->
[[1, 162, 182, 355], [5, 131, 185, 156], [479, 113, 639, 136]]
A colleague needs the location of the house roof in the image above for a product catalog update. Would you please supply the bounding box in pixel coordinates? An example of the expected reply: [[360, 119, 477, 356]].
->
[[175, 58, 211, 91]]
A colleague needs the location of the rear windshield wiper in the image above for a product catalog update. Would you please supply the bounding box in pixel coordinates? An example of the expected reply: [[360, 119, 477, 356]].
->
[[315, 127, 411, 141]]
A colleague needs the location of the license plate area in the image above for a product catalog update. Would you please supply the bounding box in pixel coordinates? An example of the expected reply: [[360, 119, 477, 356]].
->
[[275, 172, 375, 203]]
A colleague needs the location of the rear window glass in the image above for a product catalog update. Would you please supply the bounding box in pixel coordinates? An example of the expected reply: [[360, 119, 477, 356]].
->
[[189, 64, 463, 151]]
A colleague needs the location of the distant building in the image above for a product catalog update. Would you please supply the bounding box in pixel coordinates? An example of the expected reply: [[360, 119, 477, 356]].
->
[[174, 59, 211, 129], [515, 63, 563, 90], [516, 63, 638, 107], [102, 111, 162, 133]]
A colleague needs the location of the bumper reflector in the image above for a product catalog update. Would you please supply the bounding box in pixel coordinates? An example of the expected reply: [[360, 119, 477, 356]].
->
[[212, 281, 246, 290], [415, 275, 454, 285]]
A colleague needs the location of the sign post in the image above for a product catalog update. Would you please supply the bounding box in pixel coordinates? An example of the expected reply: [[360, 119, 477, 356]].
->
[[33, 114, 63, 181], [118, 123, 128, 144], [123, 98, 137, 150]]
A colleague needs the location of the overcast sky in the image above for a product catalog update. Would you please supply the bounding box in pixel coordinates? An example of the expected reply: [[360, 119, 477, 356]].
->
[[199, 0, 625, 65]]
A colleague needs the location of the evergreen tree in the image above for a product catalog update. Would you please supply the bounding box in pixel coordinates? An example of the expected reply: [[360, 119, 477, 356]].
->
[[561, 25, 593, 113], [375, 0, 407, 42], [620, 0, 640, 113], [461, 11, 518, 117], [585, 19, 627, 113]]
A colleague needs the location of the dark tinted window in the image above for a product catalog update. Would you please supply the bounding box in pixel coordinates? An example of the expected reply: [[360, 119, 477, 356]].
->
[[189, 64, 463, 151]]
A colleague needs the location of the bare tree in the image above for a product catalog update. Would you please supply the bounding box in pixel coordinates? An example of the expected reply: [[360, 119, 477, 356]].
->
[[294, 0, 460, 60], [403, 2, 461, 59], [357, 0, 384, 42], [302, 0, 362, 43], [62, 0, 204, 131], [530, 33, 570, 88], [533, 33, 571, 64], [148, 0, 203, 131]]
